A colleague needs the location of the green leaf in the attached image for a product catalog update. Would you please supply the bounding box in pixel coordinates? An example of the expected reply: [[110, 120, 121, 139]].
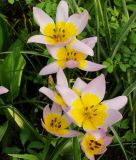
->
[[0, 15, 9, 51], [8, 154, 39, 160], [0, 121, 8, 142], [48, 138, 70, 160], [0, 49, 26, 99], [112, 11, 136, 59], [127, 4, 136, 11], [73, 137, 81, 160], [1, 106, 42, 141], [119, 63, 127, 72], [122, 130, 136, 142], [27, 141, 44, 154], [8, 0, 14, 4], [110, 126, 129, 160], [123, 81, 136, 96], [116, 119, 129, 129], [20, 129, 31, 146]]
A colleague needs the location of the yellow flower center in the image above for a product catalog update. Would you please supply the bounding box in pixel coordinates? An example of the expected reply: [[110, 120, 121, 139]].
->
[[56, 46, 86, 61], [81, 133, 104, 156], [70, 93, 107, 130], [43, 113, 69, 136], [42, 22, 77, 44]]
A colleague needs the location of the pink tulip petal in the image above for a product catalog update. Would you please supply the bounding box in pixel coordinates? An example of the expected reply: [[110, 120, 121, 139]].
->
[[57, 69, 68, 87], [39, 87, 55, 102], [33, 7, 54, 30], [64, 130, 80, 137], [85, 130, 102, 140], [65, 60, 79, 68], [72, 78, 87, 93], [56, 85, 79, 107], [56, 0, 68, 22], [0, 86, 9, 95], [82, 74, 106, 101], [78, 60, 104, 72], [46, 45, 62, 59], [70, 39, 94, 56], [43, 104, 50, 118], [41, 119, 45, 128], [51, 103, 62, 115], [103, 96, 128, 110], [27, 35, 46, 44], [103, 136, 112, 146], [97, 147, 107, 155], [81, 37, 97, 49], [86, 155, 95, 160], [104, 109, 123, 127], [63, 113, 72, 125], [39, 62, 60, 75], [67, 10, 88, 34]]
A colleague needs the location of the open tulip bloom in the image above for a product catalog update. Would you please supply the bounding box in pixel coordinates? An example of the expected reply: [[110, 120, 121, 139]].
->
[[41, 103, 80, 137], [39, 69, 87, 108], [56, 74, 128, 132], [0, 86, 9, 95], [81, 128, 112, 160], [39, 37, 104, 75], [27, 0, 93, 56]]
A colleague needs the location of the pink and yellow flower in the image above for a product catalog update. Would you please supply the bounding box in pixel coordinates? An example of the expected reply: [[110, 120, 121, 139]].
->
[[41, 103, 80, 137], [39, 69, 87, 108], [27, 0, 90, 52], [81, 128, 112, 160], [0, 86, 9, 95], [39, 37, 104, 75], [56, 74, 128, 132]]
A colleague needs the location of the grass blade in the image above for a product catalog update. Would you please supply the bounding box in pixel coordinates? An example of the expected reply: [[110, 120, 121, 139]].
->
[[110, 126, 129, 160]]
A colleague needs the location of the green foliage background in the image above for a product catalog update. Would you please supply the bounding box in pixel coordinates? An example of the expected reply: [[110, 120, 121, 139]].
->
[[0, 0, 136, 160]]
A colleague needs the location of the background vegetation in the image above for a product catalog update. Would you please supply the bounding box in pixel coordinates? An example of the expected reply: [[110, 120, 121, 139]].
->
[[0, 0, 136, 159]]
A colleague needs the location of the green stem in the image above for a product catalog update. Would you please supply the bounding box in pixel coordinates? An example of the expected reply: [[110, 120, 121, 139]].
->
[[122, 0, 129, 20], [110, 126, 129, 160]]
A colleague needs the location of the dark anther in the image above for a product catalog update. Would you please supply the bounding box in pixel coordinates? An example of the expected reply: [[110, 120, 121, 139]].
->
[[54, 118, 57, 122], [85, 107, 88, 110], [58, 121, 61, 124], [93, 109, 98, 112], [93, 114, 97, 116], [63, 35, 65, 37], [51, 123, 53, 126], [74, 52, 76, 56], [90, 147, 94, 150], [74, 58, 76, 61], [95, 142, 101, 146], [55, 124, 57, 127], [71, 51, 73, 54], [53, 28, 56, 32], [58, 125, 61, 128], [89, 116, 92, 119], [62, 29, 65, 33], [95, 146, 99, 148], [90, 140, 94, 142], [67, 52, 69, 56], [90, 105, 94, 108], [89, 143, 91, 145], [53, 35, 56, 38]]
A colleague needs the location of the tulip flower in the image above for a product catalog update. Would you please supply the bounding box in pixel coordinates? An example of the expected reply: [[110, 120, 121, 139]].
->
[[27, 0, 92, 56], [39, 37, 104, 75], [81, 128, 112, 160], [56, 74, 128, 132], [41, 103, 80, 137]]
